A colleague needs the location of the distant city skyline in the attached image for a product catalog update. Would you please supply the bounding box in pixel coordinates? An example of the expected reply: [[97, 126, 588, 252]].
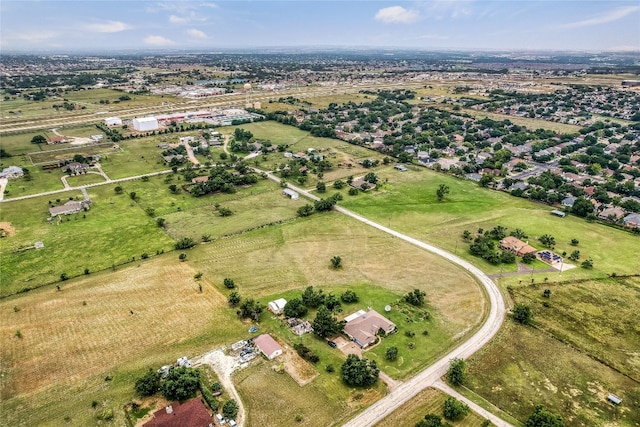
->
[[1, 1, 639, 53]]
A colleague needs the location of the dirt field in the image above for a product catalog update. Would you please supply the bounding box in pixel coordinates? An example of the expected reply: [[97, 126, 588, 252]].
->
[[0, 222, 16, 237]]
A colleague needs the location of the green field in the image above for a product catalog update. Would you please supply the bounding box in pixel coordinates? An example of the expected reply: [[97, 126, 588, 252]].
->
[[340, 166, 640, 279]]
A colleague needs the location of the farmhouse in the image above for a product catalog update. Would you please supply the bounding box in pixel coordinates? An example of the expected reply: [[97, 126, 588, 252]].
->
[[46, 135, 68, 144], [61, 162, 89, 174], [132, 116, 159, 132], [344, 309, 396, 348], [254, 334, 283, 360], [144, 398, 213, 427], [499, 236, 537, 257], [267, 298, 287, 314], [350, 177, 375, 191], [282, 188, 299, 200], [48, 200, 91, 217]]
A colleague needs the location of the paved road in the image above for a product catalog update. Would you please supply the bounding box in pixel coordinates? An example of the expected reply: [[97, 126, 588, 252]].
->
[[250, 168, 511, 426]]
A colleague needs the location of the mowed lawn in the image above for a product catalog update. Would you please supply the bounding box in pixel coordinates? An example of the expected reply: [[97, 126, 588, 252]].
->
[[374, 387, 492, 427], [340, 166, 640, 279], [0, 257, 239, 426]]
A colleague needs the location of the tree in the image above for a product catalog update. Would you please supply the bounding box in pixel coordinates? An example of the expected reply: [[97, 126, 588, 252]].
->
[[570, 238, 579, 246], [404, 288, 426, 306], [283, 298, 307, 318], [525, 405, 563, 427], [60, 273, 69, 281], [312, 305, 343, 338], [301, 286, 325, 308], [114, 186, 123, 194], [462, 230, 472, 241], [539, 234, 556, 248], [316, 182, 326, 193], [581, 258, 594, 269], [340, 289, 359, 303], [175, 237, 195, 250], [443, 396, 469, 421], [179, 253, 187, 262], [238, 298, 264, 321], [228, 291, 241, 307], [568, 250, 580, 261], [571, 196, 594, 218], [479, 174, 494, 187], [447, 358, 466, 386], [543, 289, 551, 298], [521, 252, 536, 264], [340, 354, 379, 387], [161, 367, 200, 401], [436, 184, 450, 201], [363, 172, 378, 184], [156, 217, 166, 227], [135, 369, 160, 396], [223, 278, 235, 289], [385, 346, 398, 361], [415, 414, 444, 427], [297, 204, 314, 217], [330, 255, 342, 269], [333, 179, 346, 189], [218, 207, 233, 217], [222, 399, 239, 420], [512, 303, 532, 325], [31, 135, 47, 144], [129, 191, 137, 201]]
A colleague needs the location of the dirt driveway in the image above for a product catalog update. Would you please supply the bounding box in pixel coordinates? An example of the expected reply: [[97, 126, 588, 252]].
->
[[334, 336, 362, 357]]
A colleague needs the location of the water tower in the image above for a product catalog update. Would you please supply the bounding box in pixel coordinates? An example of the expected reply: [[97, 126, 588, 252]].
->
[[244, 83, 252, 108]]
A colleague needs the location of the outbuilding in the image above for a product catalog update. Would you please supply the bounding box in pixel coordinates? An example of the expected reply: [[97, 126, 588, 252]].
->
[[132, 117, 159, 132], [254, 334, 283, 360], [283, 188, 299, 200], [104, 117, 123, 127], [267, 298, 287, 314], [607, 394, 622, 405]]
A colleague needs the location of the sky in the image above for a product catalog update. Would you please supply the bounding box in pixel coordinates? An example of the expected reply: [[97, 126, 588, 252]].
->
[[1, 0, 639, 52]]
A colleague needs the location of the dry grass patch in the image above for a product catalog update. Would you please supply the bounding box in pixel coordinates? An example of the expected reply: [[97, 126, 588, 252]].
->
[[374, 387, 489, 427], [280, 346, 318, 386], [0, 221, 16, 237], [0, 256, 238, 425]]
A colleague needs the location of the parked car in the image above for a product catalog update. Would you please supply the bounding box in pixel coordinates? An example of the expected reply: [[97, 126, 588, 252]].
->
[[327, 340, 337, 348]]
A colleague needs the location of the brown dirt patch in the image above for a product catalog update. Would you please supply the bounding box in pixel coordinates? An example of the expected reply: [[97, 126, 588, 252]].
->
[[0, 222, 16, 237], [280, 345, 318, 386]]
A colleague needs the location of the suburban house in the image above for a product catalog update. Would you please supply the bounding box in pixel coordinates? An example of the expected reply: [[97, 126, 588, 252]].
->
[[61, 162, 89, 174], [267, 298, 287, 315], [254, 334, 283, 360], [499, 236, 537, 257], [598, 206, 626, 221], [0, 166, 24, 179], [350, 177, 375, 191], [344, 309, 396, 348], [561, 196, 576, 208], [144, 398, 213, 427], [622, 213, 640, 228]]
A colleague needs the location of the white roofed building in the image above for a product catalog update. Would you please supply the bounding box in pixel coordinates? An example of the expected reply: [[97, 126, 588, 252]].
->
[[132, 117, 159, 132]]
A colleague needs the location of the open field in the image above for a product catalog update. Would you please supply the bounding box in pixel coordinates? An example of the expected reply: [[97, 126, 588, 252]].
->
[[1, 207, 484, 426], [374, 387, 491, 427], [0, 185, 175, 296], [235, 357, 386, 427], [64, 172, 108, 186], [441, 105, 583, 134], [464, 320, 640, 426], [511, 276, 640, 380], [340, 166, 640, 280], [28, 142, 116, 164], [0, 256, 239, 426]]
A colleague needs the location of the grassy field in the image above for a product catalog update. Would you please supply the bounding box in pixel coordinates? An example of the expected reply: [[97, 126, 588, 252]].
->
[[0, 185, 176, 296], [464, 320, 640, 426], [0, 256, 240, 426], [340, 166, 640, 279], [374, 387, 491, 427], [64, 172, 108, 186], [511, 276, 640, 380]]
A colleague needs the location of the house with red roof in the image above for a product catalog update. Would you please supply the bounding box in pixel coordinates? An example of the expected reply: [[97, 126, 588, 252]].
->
[[144, 398, 213, 427]]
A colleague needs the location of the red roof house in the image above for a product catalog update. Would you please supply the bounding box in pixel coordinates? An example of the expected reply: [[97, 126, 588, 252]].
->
[[144, 398, 213, 427], [254, 334, 283, 360]]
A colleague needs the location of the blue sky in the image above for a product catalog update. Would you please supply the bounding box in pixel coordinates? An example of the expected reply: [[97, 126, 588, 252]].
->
[[1, 1, 638, 52]]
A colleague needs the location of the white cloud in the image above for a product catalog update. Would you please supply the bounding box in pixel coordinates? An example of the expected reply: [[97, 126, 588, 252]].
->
[[187, 28, 207, 39], [375, 6, 420, 24], [144, 35, 175, 46], [83, 20, 131, 33], [561, 6, 640, 29], [169, 14, 189, 23], [3, 30, 59, 43]]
